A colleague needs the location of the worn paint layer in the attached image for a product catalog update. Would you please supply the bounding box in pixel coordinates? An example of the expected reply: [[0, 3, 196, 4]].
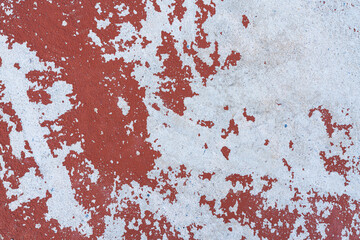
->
[[0, 0, 360, 239]]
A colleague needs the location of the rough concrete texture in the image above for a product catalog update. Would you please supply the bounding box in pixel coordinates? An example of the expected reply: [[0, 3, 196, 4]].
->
[[0, 0, 359, 239]]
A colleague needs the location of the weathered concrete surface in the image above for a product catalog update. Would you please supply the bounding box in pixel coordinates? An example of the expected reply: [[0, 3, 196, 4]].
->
[[0, 0, 359, 239]]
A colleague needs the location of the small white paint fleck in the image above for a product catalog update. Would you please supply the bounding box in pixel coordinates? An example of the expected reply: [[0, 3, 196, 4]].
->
[[117, 97, 130, 115], [96, 18, 111, 30]]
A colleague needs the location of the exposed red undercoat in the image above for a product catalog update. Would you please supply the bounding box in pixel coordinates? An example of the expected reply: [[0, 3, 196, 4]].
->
[[308, 107, 358, 183], [0, 1, 162, 237], [152, 103, 160, 111], [221, 146, 231, 160], [149, 0, 161, 12], [264, 139, 269, 146], [168, 0, 187, 24], [114, 201, 183, 240], [24, 140, 33, 154], [181, 1, 243, 85], [183, 40, 198, 56], [282, 158, 292, 172], [0, 121, 41, 186], [194, 0, 216, 49], [0, 103, 22, 133], [114, 34, 151, 53], [218, 190, 299, 239], [156, 169, 178, 203], [221, 119, 239, 139], [0, 1, 357, 239], [226, 174, 253, 188], [221, 51, 241, 70], [154, 165, 191, 203], [192, 41, 221, 85], [27, 88, 52, 105], [202, 176, 360, 239], [187, 223, 203, 240], [339, 142, 348, 154], [25, 70, 60, 89], [291, 187, 302, 202], [289, 140, 294, 150], [0, 190, 83, 239], [197, 120, 215, 128], [243, 108, 255, 122], [201, 186, 360, 239], [0, 84, 22, 133], [309, 106, 352, 138], [242, 15, 250, 28], [0, 112, 75, 238], [319, 151, 350, 180], [14, 63, 20, 70], [199, 172, 215, 180], [304, 191, 360, 239], [176, 164, 191, 179], [200, 175, 300, 239], [199, 195, 216, 212], [155, 31, 196, 115], [261, 175, 278, 192]]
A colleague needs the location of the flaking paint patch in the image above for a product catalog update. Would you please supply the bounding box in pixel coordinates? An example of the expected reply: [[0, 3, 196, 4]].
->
[[0, 0, 359, 239]]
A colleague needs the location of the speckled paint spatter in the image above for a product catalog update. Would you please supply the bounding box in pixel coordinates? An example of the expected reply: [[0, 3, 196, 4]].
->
[[0, 0, 359, 239]]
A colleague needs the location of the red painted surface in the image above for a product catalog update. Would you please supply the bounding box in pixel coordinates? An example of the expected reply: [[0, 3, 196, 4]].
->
[[0, 1, 359, 239], [197, 120, 215, 128], [243, 108, 255, 122], [221, 119, 239, 139], [221, 146, 231, 160], [242, 15, 250, 28]]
